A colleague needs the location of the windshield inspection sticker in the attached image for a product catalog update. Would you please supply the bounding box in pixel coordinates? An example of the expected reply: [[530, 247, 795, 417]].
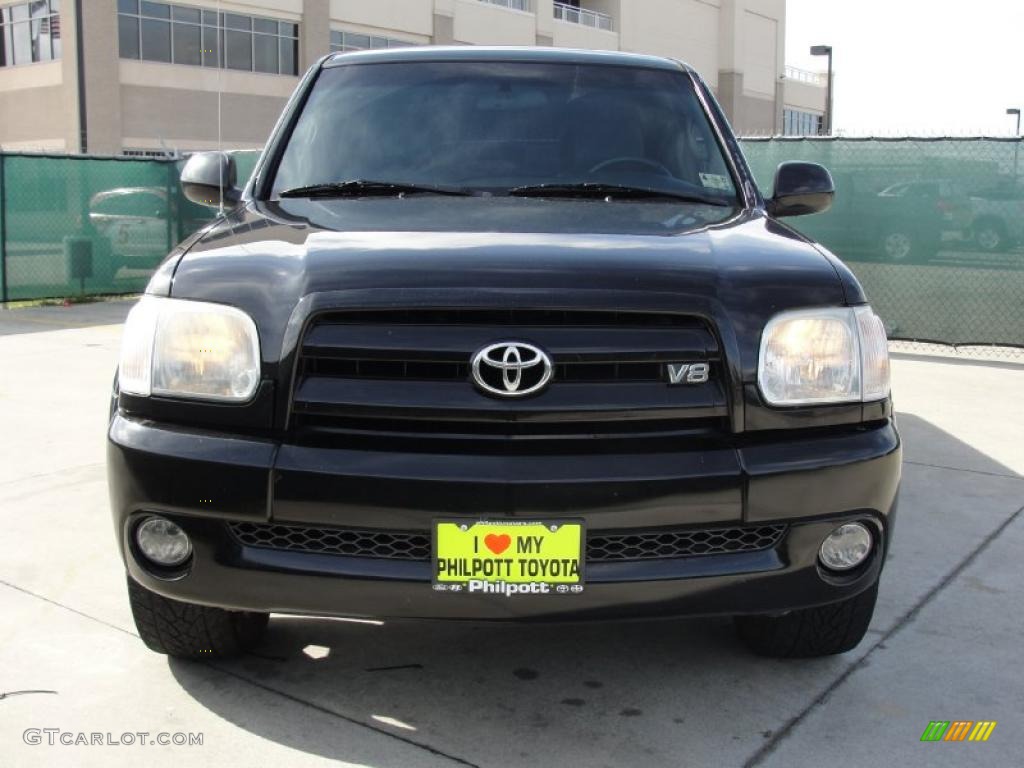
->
[[433, 520, 584, 595], [699, 173, 732, 191]]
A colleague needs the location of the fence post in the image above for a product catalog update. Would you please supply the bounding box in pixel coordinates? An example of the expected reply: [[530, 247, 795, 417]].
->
[[0, 153, 7, 304], [165, 159, 174, 254]]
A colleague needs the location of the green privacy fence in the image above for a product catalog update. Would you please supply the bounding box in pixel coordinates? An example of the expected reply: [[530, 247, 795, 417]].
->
[[741, 137, 1023, 352], [0, 153, 178, 301], [0, 142, 1021, 353]]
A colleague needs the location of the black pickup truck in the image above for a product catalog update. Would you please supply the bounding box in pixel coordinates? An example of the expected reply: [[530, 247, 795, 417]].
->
[[108, 47, 900, 660]]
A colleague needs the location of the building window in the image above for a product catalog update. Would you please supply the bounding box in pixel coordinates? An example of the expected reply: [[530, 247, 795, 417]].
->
[[329, 30, 419, 53], [117, 1, 298, 75], [0, 0, 61, 67], [783, 108, 823, 137], [122, 148, 180, 158]]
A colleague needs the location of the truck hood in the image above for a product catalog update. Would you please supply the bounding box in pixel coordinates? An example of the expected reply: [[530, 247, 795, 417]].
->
[[161, 197, 856, 377]]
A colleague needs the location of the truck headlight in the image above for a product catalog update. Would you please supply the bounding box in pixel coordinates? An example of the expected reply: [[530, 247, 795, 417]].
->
[[758, 306, 889, 406], [118, 296, 261, 402]]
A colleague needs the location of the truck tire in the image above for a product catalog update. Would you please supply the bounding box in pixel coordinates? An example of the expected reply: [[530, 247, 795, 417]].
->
[[881, 228, 939, 262], [880, 229, 915, 261], [733, 581, 878, 658], [973, 219, 1009, 252], [127, 575, 268, 659]]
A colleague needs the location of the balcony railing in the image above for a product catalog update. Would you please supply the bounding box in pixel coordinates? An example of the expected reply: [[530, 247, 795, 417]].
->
[[784, 66, 828, 87], [553, 2, 614, 31], [478, 0, 531, 12]]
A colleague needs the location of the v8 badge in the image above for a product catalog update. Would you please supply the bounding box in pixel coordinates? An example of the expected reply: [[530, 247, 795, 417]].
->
[[666, 362, 710, 385]]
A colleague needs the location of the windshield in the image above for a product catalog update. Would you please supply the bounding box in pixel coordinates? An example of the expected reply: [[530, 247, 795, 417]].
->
[[271, 60, 739, 204]]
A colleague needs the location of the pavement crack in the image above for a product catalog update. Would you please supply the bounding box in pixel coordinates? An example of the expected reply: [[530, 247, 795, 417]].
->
[[0, 690, 58, 701], [744, 501, 1024, 768], [0, 578, 137, 638], [209, 664, 481, 768], [365, 663, 424, 672], [903, 459, 1023, 482]]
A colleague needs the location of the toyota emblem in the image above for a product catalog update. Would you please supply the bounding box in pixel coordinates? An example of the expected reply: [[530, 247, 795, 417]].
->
[[471, 342, 553, 397]]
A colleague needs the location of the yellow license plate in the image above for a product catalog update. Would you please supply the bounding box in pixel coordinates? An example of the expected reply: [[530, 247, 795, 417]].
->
[[433, 520, 584, 595]]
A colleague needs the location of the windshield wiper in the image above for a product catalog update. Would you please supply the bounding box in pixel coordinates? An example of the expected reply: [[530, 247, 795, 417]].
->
[[508, 182, 734, 207], [280, 180, 474, 198]]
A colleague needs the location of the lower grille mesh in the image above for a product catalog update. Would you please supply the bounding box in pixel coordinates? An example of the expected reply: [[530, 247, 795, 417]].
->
[[230, 522, 431, 560], [586, 525, 787, 560], [228, 522, 786, 562]]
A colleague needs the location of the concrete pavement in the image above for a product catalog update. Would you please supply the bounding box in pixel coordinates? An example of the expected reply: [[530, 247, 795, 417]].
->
[[0, 301, 1021, 767]]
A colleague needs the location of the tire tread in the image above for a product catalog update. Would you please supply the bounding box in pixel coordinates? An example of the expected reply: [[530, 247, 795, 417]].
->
[[735, 581, 878, 658], [127, 576, 267, 659]]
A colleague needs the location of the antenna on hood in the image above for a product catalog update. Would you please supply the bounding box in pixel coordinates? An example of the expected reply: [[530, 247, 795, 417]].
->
[[216, 0, 224, 216]]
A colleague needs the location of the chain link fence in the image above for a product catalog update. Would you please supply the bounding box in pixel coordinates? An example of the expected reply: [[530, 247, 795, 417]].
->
[[0, 150, 259, 302], [0, 141, 1020, 358], [0, 153, 178, 301]]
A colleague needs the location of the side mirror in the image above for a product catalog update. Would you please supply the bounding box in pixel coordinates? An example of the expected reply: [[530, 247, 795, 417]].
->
[[767, 161, 834, 217], [180, 151, 242, 208]]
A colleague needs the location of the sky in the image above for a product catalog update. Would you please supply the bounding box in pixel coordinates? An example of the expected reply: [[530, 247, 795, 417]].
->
[[785, 0, 1024, 136]]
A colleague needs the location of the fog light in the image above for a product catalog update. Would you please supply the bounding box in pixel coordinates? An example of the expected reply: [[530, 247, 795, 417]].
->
[[819, 522, 872, 571], [136, 516, 192, 567]]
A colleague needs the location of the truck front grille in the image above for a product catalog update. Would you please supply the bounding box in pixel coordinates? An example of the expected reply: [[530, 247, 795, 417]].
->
[[228, 522, 787, 563], [289, 308, 728, 450]]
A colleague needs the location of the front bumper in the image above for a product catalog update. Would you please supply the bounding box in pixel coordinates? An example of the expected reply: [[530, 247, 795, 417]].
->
[[108, 413, 901, 621]]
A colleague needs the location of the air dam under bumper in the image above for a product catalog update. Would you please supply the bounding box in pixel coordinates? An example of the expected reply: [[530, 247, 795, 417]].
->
[[108, 414, 901, 621]]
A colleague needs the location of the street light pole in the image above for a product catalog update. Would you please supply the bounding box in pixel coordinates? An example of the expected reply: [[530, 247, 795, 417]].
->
[[1009, 108, 1021, 178], [810, 45, 833, 136]]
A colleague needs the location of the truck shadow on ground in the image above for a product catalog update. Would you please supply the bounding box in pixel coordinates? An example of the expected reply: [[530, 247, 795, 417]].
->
[[171, 613, 831, 768], [168, 411, 1021, 768]]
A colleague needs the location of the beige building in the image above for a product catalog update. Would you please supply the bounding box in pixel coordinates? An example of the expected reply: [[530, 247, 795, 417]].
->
[[0, 0, 827, 155], [781, 64, 828, 136]]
